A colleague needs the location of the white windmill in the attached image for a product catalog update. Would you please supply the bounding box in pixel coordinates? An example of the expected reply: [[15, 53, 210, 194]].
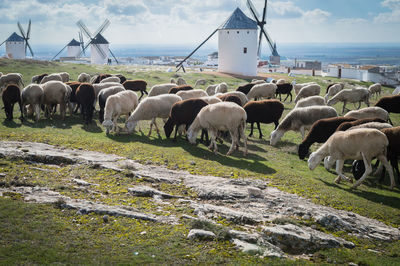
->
[[51, 32, 85, 60], [0, 20, 34, 59]]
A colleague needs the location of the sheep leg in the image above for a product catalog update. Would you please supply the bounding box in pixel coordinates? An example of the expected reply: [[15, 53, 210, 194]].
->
[[148, 119, 154, 136], [334, 159, 353, 184], [139, 92, 144, 101], [33, 104, 40, 122], [208, 129, 218, 154], [249, 123, 254, 137], [283, 93, 290, 102], [356, 101, 361, 109], [377, 154, 396, 189], [18, 99, 24, 121], [300, 126, 305, 140], [353, 153, 372, 188], [240, 122, 248, 156], [226, 130, 237, 156], [153, 120, 161, 137], [257, 122, 263, 139], [341, 101, 347, 115]]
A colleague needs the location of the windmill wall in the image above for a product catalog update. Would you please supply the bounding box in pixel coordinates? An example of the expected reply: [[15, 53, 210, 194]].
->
[[5, 41, 25, 59], [218, 29, 258, 76], [67, 46, 81, 58], [90, 44, 109, 65]]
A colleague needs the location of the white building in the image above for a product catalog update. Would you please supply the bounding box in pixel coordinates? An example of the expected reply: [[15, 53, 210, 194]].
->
[[5, 32, 25, 59], [90, 34, 109, 65], [67, 39, 81, 58], [218, 8, 258, 76]]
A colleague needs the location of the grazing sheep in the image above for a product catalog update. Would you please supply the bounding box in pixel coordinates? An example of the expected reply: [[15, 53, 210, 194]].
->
[[100, 76, 120, 84], [215, 82, 228, 94], [335, 118, 387, 132], [2, 84, 22, 121], [294, 84, 321, 103], [348, 122, 392, 131], [308, 128, 395, 189], [293, 82, 317, 95], [93, 82, 123, 107], [163, 98, 209, 141], [102, 90, 138, 134], [21, 84, 44, 122], [270, 106, 338, 146], [236, 83, 255, 95], [115, 74, 127, 84], [177, 77, 187, 85], [325, 83, 344, 94], [65, 82, 81, 113], [75, 83, 95, 124], [375, 95, 400, 120], [58, 72, 70, 82], [276, 79, 286, 85], [199, 96, 222, 104], [219, 95, 242, 106], [98, 86, 126, 123], [295, 96, 326, 108], [379, 127, 400, 184], [275, 83, 293, 102], [168, 85, 193, 94], [40, 73, 63, 84], [194, 79, 206, 87], [206, 84, 218, 96], [327, 87, 370, 114], [187, 102, 248, 156], [247, 83, 277, 101], [125, 94, 182, 136], [344, 107, 389, 122], [78, 73, 91, 83], [91, 74, 112, 84], [42, 81, 71, 119], [216, 91, 248, 106], [176, 89, 208, 100], [123, 80, 148, 100], [368, 83, 381, 99], [324, 83, 343, 101], [244, 100, 284, 138], [148, 83, 177, 97], [0, 73, 24, 90], [298, 117, 357, 160], [31, 73, 48, 84]]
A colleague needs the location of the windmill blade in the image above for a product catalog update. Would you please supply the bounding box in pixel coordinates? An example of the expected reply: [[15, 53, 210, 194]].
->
[[93, 19, 110, 38], [94, 43, 107, 59], [76, 20, 92, 39], [18, 22, 27, 39], [26, 41, 34, 57], [261, 0, 268, 23], [51, 44, 68, 60], [79, 31, 86, 56], [257, 29, 263, 57], [0, 39, 6, 47], [109, 48, 118, 64], [27, 19, 32, 38], [246, 0, 260, 22], [78, 41, 91, 57], [260, 27, 278, 56]]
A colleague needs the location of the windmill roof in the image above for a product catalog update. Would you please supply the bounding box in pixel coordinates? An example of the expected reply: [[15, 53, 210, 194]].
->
[[67, 39, 81, 46], [91, 33, 109, 44], [6, 32, 24, 42], [220, 8, 258, 30]]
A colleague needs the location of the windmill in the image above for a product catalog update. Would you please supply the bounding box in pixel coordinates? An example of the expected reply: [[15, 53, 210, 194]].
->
[[0, 20, 34, 59], [76, 19, 119, 65], [51, 31, 86, 60]]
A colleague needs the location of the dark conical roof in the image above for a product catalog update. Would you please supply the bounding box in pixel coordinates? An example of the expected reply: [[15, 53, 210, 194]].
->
[[220, 8, 258, 30], [91, 33, 109, 44], [67, 38, 81, 46], [6, 32, 24, 42]]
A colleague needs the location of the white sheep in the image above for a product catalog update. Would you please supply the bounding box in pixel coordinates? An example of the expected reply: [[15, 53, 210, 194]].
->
[[368, 83, 381, 99], [344, 107, 389, 122], [100, 76, 120, 84], [187, 102, 247, 156], [324, 83, 343, 101], [348, 122, 392, 131], [215, 82, 228, 94], [251, 79, 266, 84], [327, 87, 369, 114], [247, 83, 277, 100], [21, 84, 44, 122], [176, 77, 187, 85], [295, 95, 326, 108], [148, 83, 177, 97], [194, 79, 206, 87], [0, 73, 24, 91], [293, 82, 317, 95], [199, 96, 222, 104], [270, 106, 338, 146], [125, 94, 182, 136], [102, 90, 138, 134], [40, 73, 63, 84], [41, 81, 71, 119], [215, 91, 248, 106], [276, 79, 286, 85], [176, 89, 208, 100], [294, 84, 321, 103], [206, 84, 218, 96], [57, 72, 70, 82], [93, 82, 123, 106], [308, 128, 395, 189], [78, 73, 91, 83]]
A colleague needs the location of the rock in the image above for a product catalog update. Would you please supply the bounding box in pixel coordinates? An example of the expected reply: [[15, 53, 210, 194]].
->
[[190, 161, 196, 165], [247, 187, 263, 198], [103, 215, 109, 223], [229, 229, 260, 244], [233, 239, 262, 255], [187, 229, 216, 240], [128, 186, 179, 199], [72, 178, 93, 186]]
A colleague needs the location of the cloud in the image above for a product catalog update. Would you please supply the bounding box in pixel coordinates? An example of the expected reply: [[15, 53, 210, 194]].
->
[[269, 1, 303, 19], [302, 9, 331, 23], [374, 0, 400, 23], [336, 18, 368, 25]]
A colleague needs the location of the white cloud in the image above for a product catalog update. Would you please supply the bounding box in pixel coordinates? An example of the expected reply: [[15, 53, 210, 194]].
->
[[336, 18, 368, 25], [302, 8, 331, 23], [374, 0, 400, 23]]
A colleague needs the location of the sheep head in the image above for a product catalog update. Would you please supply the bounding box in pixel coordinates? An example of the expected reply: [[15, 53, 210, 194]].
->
[[270, 129, 284, 146], [125, 120, 137, 133], [298, 143, 309, 160], [308, 152, 324, 170], [102, 120, 114, 132]]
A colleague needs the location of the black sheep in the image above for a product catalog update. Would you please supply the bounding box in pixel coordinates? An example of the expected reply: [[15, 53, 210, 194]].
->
[[236, 83, 255, 95], [243, 100, 284, 139], [218, 94, 242, 106], [298, 117, 357, 159], [115, 74, 127, 84], [275, 83, 293, 102], [93, 74, 112, 84], [2, 84, 23, 121], [123, 80, 148, 100], [375, 95, 400, 124], [66, 81, 81, 113], [168, 85, 193, 94], [35, 73, 48, 84], [75, 83, 95, 124]]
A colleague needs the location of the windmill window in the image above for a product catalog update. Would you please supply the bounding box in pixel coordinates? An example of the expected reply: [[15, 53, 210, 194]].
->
[[247, 31, 249, 34], [237, 31, 239, 34], [243, 47, 247, 54], [227, 31, 229, 34]]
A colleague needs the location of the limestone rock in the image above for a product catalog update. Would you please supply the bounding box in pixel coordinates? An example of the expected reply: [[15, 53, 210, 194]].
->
[[187, 229, 216, 240]]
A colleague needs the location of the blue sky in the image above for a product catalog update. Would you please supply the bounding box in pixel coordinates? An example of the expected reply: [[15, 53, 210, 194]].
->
[[0, 0, 399, 46]]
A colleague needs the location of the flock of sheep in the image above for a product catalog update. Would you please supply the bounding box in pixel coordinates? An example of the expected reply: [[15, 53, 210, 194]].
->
[[1, 70, 400, 190]]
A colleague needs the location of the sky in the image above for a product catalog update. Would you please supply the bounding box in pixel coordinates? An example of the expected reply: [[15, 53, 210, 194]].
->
[[0, 0, 400, 47]]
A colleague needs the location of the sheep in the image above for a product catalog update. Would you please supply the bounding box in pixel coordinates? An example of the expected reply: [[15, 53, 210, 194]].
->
[[58, 72, 70, 82], [308, 128, 395, 189], [293, 82, 317, 95], [270, 106, 338, 146], [327, 87, 370, 114], [31, 73, 48, 84], [379, 127, 400, 184], [163, 98, 209, 141], [216, 91, 248, 106], [276, 79, 286, 85], [194, 79, 206, 87], [21, 84, 44, 122], [335, 118, 387, 132], [325, 82, 344, 94], [298, 117, 357, 160], [244, 100, 284, 139], [98, 86, 126, 123], [168, 85, 193, 94], [40, 73, 63, 84], [348, 122, 392, 131], [205, 84, 218, 96], [368, 83, 381, 99], [100, 76, 120, 84], [215, 82, 228, 94], [170, 78, 176, 84], [122, 80, 148, 100], [65, 82, 81, 113], [176, 89, 208, 100], [102, 90, 138, 134], [2, 84, 23, 121], [93, 82, 123, 107], [294, 84, 321, 103], [91, 74, 112, 84], [251, 79, 266, 84], [0, 73, 24, 90], [344, 107, 389, 122], [78, 73, 91, 83], [218, 94, 242, 106], [42, 81, 71, 119], [176, 77, 187, 85], [275, 83, 293, 102], [115, 74, 127, 84], [375, 95, 400, 121], [247, 83, 277, 101], [187, 102, 247, 156], [236, 83, 255, 95], [75, 83, 95, 124], [295, 96, 326, 108], [199, 96, 222, 104], [125, 94, 182, 136], [324, 83, 342, 101], [148, 83, 177, 97]]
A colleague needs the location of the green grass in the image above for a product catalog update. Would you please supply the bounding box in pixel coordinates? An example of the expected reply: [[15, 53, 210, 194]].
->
[[1, 58, 400, 264]]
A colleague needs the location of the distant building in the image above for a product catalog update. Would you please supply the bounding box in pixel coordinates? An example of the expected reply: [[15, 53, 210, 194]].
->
[[67, 39, 81, 58], [90, 34, 109, 65], [5, 32, 25, 59], [205, 52, 218, 66], [294, 60, 321, 70]]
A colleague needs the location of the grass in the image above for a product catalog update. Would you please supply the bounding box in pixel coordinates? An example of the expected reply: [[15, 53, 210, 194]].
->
[[1, 58, 400, 264]]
